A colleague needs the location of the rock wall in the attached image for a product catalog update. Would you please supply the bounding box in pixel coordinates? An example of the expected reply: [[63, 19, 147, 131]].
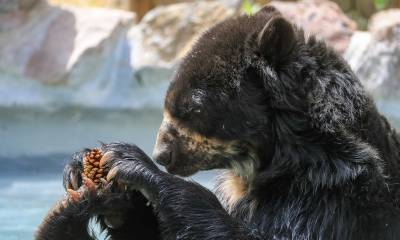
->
[[0, 0, 398, 111], [0, 0, 237, 111], [345, 9, 400, 100], [0, 1, 141, 110], [0, 1, 135, 85]]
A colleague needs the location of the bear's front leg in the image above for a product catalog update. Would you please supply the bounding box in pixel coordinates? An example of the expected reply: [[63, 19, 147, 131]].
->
[[35, 178, 99, 240], [105, 142, 264, 240], [43, 145, 160, 240]]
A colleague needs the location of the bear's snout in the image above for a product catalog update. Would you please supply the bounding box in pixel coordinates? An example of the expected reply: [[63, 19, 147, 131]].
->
[[153, 146, 172, 167], [153, 114, 177, 168], [153, 148, 172, 167]]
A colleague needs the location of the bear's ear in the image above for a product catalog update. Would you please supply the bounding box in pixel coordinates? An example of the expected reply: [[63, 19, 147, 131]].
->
[[257, 16, 296, 64]]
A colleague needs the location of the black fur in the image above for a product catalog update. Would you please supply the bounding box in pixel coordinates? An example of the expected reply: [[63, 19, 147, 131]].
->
[[36, 148, 161, 240], [37, 6, 400, 240]]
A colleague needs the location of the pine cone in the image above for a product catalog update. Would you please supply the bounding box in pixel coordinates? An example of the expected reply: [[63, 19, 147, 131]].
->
[[83, 148, 108, 185]]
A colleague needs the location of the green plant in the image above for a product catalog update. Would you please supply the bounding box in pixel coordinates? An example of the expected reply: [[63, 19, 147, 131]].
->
[[373, 0, 391, 10], [242, 0, 261, 16]]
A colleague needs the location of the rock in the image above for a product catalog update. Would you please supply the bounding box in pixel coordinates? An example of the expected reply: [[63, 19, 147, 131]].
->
[[0, 2, 134, 85], [344, 9, 400, 100], [0, 0, 42, 31], [0, 1, 142, 109], [369, 9, 400, 40], [270, 0, 357, 53], [0, 0, 360, 111], [129, 1, 235, 70], [0, 0, 38, 13]]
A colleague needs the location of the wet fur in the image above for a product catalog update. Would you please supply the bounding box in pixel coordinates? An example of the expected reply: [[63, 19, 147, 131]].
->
[[154, 6, 400, 239], [36, 148, 161, 240], [37, 6, 400, 240]]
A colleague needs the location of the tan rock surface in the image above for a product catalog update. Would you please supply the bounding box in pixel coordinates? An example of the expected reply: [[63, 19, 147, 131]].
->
[[271, 0, 357, 53], [129, 1, 235, 69]]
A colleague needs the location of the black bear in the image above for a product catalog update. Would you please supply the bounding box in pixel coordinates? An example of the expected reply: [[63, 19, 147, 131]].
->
[[37, 6, 400, 240]]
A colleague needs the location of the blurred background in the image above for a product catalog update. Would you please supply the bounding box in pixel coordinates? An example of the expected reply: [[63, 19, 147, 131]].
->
[[0, 0, 399, 239]]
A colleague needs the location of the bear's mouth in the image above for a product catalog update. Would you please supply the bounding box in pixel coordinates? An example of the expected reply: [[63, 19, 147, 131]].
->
[[164, 151, 241, 177], [165, 163, 199, 177]]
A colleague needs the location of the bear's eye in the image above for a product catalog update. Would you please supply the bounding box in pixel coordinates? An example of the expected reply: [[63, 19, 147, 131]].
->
[[186, 106, 202, 116], [180, 104, 202, 119], [193, 108, 201, 114], [187, 101, 203, 115]]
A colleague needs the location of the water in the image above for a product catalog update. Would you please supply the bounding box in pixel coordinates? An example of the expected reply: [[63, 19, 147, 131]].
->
[[0, 99, 399, 240], [0, 108, 163, 158], [0, 174, 215, 240], [0, 107, 217, 240], [0, 177, 63, 240]]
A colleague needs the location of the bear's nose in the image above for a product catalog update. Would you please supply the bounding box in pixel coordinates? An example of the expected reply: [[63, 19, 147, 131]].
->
[[153, 150, 172, 167]]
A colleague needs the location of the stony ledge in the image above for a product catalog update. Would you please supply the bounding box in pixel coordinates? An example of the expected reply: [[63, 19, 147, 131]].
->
[[0, 0, 398, 110]]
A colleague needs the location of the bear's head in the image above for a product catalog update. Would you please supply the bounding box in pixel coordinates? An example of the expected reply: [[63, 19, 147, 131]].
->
[[152, 6, 368, 178]]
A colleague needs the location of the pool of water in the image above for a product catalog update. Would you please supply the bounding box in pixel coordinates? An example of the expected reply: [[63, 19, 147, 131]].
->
[[0, 173, 216, 240], [0, 177, 63, 240], [0, 108, 217, 240], [1, 100, 399, 240]]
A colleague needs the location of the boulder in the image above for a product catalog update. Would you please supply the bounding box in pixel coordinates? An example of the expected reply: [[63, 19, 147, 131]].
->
[[0, 1, 140, 109], [271, 0, 357, 53], [129, 1, 235, 70], [0, 0, 361, 110], [344, 9, 400, 100], [0, 2, 134, 85], [369, 9, 400, 40]]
